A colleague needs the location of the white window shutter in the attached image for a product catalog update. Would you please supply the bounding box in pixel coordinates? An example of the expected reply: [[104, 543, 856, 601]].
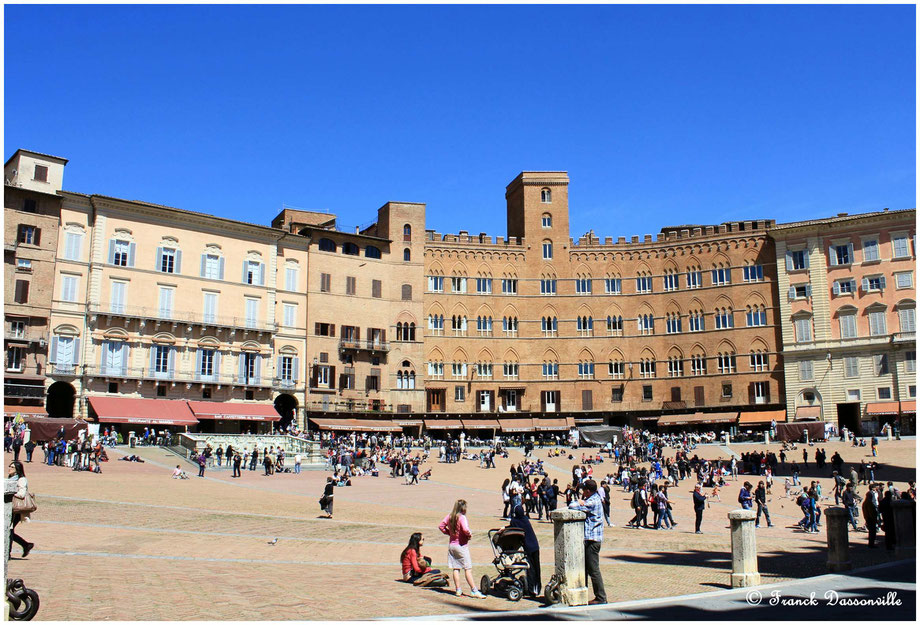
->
[[149, 347, 156, 372], [214, 351, 221, 375], [829, 247, 838, 266], [200, 254, 207, 277], [156, 246, 163, 271], [785, 251, 793, 271], [847, 243, 854, 262], [242, 261, 248, 283], [238, 355, 246, 379], [805, 284, 812, 297], [292, 357, 299, 381], [127, 243, 136, 267], [788, 286, 796, 300], [258, 263, 266, 286], [108, 240, 116, 264], [48, 337, 58, 363], [879, 276, 887, 289], [73, 338, 81, 364], [862, 277, 870, 292], [804, 253, 810, 269], [175, 250, 182, 274], [168, 348, 175, 376], [832, 281, 840, 295], [101, 340, 110, 374], [218, 257, 225, 280], [255, 355, 261, 380]]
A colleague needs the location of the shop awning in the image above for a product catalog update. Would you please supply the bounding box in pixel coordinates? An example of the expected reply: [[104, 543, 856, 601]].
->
[[658, 412, 738, 426], [901, 401, 916, 415], [739, 409, 787, 425], [461, 419, 500, 429], [187, 401, 281, 421], [574, 417, 605, 424], [4, 405, 48, 418], [499, 418, 535, 432], [794, 406, 822, 420], [392, 419, 424, 427], [534, 418, 568, 431], [87, 397, 198, 426], [309, 417, 401, 432], [424, 419, 463, 430], [866, 402, 901, 416]]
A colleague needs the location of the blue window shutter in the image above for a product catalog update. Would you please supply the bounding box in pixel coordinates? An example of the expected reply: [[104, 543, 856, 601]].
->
[[49, 337, 58, 363], [108, 240, 116, 264], [242, 261, 248, 283], [101, 340, 110, 374], [832, 281, 840, 295], [277, 356, 282, 377], [255, 355, 262, 380], [168, 347, 176, 377], [785, 251, 793, 271], [259, 263, 265, 286], [847, 243, 854, 263], [788, 286, 796, 300], [123, 345, 130, 375], [214, 351, 221, 376], [293, 357, 300, 381], [196, 349, 203, 374], [156, 246, 163, 271], [238, 355, 245, 379], [127, 243, 136, 267], [149, 347, 156, 373], [862, 277, 869, 292], [200, 254, 207, 277], [829, 247, 838, 266], [729, 314, 734, 328], [804, 253, 810, 269], [805, 284, 812, 298], [73, 338, 81, 364], [218, 257, 225, 280], [175, 250, 182, 274], [879, 276, 887, 289]]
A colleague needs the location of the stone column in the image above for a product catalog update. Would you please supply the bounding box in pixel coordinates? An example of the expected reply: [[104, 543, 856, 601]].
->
[[728, 509, 760, 587], [892, 500, 916, 556], [825, 507, 851, 572], [550, 509, 589, 606]]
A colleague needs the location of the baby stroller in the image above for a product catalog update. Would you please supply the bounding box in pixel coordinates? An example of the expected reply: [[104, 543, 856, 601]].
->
[[479, 527, 530, 601]]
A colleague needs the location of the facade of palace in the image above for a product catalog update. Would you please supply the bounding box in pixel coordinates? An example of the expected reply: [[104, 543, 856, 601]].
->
[[4, 149, 915, 435]]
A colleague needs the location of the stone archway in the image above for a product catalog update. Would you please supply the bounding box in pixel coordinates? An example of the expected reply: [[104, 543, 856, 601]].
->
[[46, 381, 76, 418], [274, 394, 298, 431]]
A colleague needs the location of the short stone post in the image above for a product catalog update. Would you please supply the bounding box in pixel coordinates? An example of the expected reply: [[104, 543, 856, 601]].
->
[[824, 507, 851, 572], [892, 500, 916, 556], [764, 431, 770, 444], [886, 428, 893, 441], [728, 509, 760, 587], [550, 509, 589, 606]]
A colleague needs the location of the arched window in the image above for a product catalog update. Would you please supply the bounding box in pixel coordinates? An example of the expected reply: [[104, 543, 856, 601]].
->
[[318, 238, 336, 252], [342, 242, 360, 256], [403, 224, 412, 242], [542, 213, 552, 228], [404, 248, 411, 262], [365, 246, 381, 259], [542, 240, 553, 260], [541, 188, 552, 203]]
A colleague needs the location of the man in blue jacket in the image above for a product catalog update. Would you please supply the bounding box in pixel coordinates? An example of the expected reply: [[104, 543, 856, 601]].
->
[[568, 479, 608, 605]]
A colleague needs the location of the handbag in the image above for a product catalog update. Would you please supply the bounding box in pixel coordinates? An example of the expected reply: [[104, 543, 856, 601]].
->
[[12, 491, 37, 515]]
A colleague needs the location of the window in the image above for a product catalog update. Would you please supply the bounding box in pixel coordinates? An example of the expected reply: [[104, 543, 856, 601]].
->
[[315, 323, 334, 337], [320, 273, 331, 292], [639, 359, 656, 378], [611, 386, 624, 402], [542, 362, 559, 379], [33, 165, 48, 182], [284, 266, 297, 291], [16, 259, 31, 271], [844, 356, 860, 378], [540, 279, 557, 295], [667, 358, 683, 377], [711, 267, 731, 286], [788, 249, 809, 271], [542, 213, 552, 227], [451, 277, 467, 293], [905, 350, 916, 373], [159, 248, 178, 274], [542, 241, 553, 260], [714, 308, 734, 329], [575, 278, 592, 294], [541, 188, 552, 203], [503, 363, 519, 379], [789, 284, 811, 300], [476, 278, 492, 294], [477, 316, 493, 335], [892, 235, 911, 258], [609, 361, 625, 379], [868, 309, 888, 336], [199, 349, 216, 379], [743, 265, 764, 282], [746, 306, 767, 327], [502, 316, 519, 335], [690, 355, 706, 376], [501, 279, 517, 295], [110, 281, 127, 314], [665, 314, 682, 334], [578, 361, 595, 379], [17, 225, 39, 245], [722, 383, 733, 398], [895, 272, 913, 289], [343, 242, 360, 256], [686, 270, 702, 289], [6, 346, 23, 372], [404, 248, 411, 262], [476, 362, 493, 378], [9, 321, 25, 338], [577, 315, 594, 336], [794, 317, 812, 342], [202, 292, 217, 323], [863, 275, 886, 292], [22, 199, 36, 213], [636, 275, 652, 293], [847, 389, 861, 401], [642, 385, 653, 401], [839, 312, 858, 339], [899, 307, 916, 333], [243, 260, 263, 285], [109, 239, 133, 268], [451, 362, 468, 378], [401, 284, 412, 301], [541, 316, 558, 336], [63, 232, 83, 261], [451, 315, 468, 336], [403, 224, 412, 241], [365, 246, 381, 259], [910, 385, 917, 398], [830, 243, 853, 266], [878, 387, 892, 400], [717, 353, 736, 374], [344, 276, 356, 296], [454, 386, 466, 402], [605, 278, 621, 294], [752, 381, 768, 404], [833, 279, 856, 295], [428, 314, 444, 334], [245, 298, 259, 329], [427, 276, 444, 292], [13, 280, 29, 304], [153, 345, 172, 376], [283, 303, 297, 328], [862, 239, 879, 262], [663, 271, 679, 292], [637, 314, 654, 335], [158, 287, 175, 318], [279, 355, 296, 382], [60, 275, 78, 302], [688, 312, 704, 332], [875, 354, 890, 376], [606, 315, 623, 335], [318, 238, 336, 252], [427, 361, 444, 379], [750, 352, 768, 371]]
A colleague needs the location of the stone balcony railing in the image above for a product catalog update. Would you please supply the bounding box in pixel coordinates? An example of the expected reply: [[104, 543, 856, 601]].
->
[[88, 303, 277, 333]]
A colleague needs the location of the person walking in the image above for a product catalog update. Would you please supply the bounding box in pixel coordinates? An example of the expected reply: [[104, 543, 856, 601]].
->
[[738, 481, 754, 510], [509, 504, 542, 597], [249, 447, 259, 472], [568, 479, 607, 605], [8, 461, 35, 558], [862, 483, 880, 548], [841, 483, 861, 532], [321, 476, 335, 518], [879, 489, 895, 550], [294, 453, 302, 475], [197, 453, 206, 477], [232, 452, 242, 478], [438, 500, 487, 598], [501, 479, 512, 519], [692, 483, 707, 534], [754, 480, 773, 528], [24, 439, 35, 463]]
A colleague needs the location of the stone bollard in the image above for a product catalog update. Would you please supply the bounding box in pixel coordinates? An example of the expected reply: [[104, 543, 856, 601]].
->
[[764, 431, 770, 444], [824, 507, 851, 572], [728, 509, 760, 587], [550, 509, 589, 606], [886, 429, 893, 441], [892, 500, 916, 556]]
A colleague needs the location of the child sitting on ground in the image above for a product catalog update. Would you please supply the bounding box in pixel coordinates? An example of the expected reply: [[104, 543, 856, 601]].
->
[[172, 465, 189, 479]]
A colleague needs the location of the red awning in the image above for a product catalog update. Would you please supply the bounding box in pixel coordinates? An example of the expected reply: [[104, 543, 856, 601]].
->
[[309, 417, 401, 432], [533, 418, 568, 431], [658, 412, 738, 426], [187, 401, 280, 421], [739, 409, 787, 425], [901, 401, 916, 415], [87, 397, 198, 426], [461, 419, 500, 429], [866, 402, 901, 416], [4, 405, 48, 417], [499, 418, 535, 432], [424, 419, 463, 430]]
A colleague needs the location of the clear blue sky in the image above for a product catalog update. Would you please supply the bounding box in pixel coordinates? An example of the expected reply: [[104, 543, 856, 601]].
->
[[5, 4, 915, 240]]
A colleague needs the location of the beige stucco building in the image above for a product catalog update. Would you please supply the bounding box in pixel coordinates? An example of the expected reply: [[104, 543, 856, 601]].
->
[[771, 209, 916, 435]]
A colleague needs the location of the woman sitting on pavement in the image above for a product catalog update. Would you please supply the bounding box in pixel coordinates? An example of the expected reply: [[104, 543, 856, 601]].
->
[[400, 532, 446, 585]]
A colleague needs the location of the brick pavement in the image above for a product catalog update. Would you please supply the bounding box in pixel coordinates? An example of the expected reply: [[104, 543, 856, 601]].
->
[[6, 438, 914, 620]]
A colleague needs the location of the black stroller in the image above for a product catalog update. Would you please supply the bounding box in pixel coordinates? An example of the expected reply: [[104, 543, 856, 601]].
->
[[479, 527, 530, 601]]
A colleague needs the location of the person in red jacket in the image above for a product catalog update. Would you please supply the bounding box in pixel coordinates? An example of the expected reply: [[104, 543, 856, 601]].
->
[[400, 533, 440, 582]]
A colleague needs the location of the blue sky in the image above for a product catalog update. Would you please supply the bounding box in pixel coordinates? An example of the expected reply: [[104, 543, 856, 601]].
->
[[5, 4, 915, 240]]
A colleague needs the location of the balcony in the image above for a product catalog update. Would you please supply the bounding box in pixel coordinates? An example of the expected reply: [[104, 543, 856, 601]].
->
[[273, 377, 303, 391], [893, 332, 916, 344], [4, 383, 45, 398], [4, 331, 46, 345], [49, 364, 79, 376], [339, 339, 389, 354], [88, 303, 277, 333], [83, 365, 272, 388]]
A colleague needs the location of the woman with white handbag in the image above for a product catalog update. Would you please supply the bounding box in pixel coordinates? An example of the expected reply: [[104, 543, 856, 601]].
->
[[8, 460, 35, 558]]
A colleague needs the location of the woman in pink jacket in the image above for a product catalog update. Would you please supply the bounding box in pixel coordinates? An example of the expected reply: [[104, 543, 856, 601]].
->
[[439, 499, 486, 598]]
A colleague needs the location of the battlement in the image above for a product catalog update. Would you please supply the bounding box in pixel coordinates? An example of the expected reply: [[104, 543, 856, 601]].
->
[[425, 229, 526, 247], [570, 219, 776, 248]]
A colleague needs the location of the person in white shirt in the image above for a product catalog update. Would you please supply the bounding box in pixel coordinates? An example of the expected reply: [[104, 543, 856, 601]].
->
[[294, 454, 303, 474]]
